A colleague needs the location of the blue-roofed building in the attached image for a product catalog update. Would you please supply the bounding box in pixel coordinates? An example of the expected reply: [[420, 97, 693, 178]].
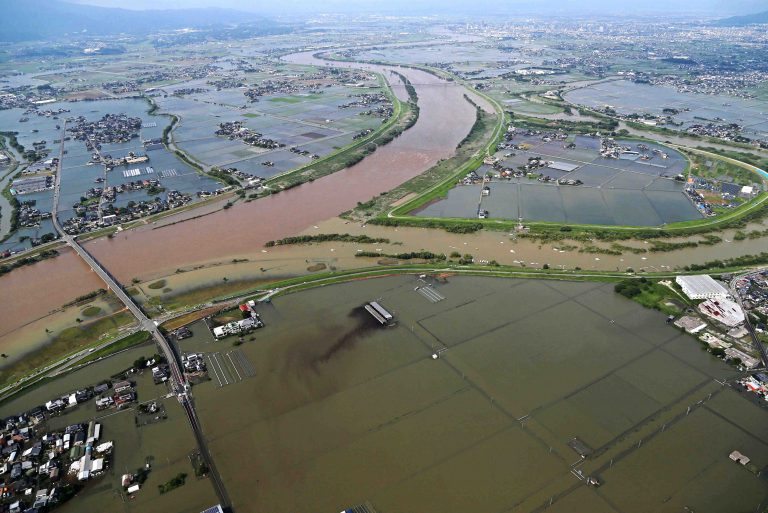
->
[[200, 506, 224, 513]]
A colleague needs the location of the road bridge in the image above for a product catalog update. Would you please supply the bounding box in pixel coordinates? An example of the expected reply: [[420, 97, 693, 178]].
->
[[51, 125, 231, 510]]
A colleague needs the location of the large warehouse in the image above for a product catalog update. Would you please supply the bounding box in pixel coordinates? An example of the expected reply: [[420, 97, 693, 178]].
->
[[676, 275, 730, 300]]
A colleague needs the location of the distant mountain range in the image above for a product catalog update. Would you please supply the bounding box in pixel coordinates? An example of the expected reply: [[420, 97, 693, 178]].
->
[[0, 0, 285, 42], [714, 10, 768, 26]]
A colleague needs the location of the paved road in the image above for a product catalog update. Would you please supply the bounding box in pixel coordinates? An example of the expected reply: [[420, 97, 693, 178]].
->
[[51, 126, 232, 510]]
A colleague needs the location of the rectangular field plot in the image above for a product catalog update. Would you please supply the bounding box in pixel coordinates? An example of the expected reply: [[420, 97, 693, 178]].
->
[[415, 185, 480, 219], [417, 279, 564, 347], [519, 183, 567, 222], [598, 407, 768, 513], [448, 300, 654, 418], [560, 187, 615, 225]]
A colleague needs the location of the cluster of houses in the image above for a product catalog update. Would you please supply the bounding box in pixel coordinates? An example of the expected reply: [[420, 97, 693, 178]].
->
[[0, 411, 113, 513], [151, 364, 171, 385], [0, 91, 63, 111], [684, 176, 758, 218], [244, 79, 321, 102], [599, 139, 669, 160], [288, 146, 319, 160], [17, 202, 52, 230], [215, 121, 284, 150], [96, 151, 150, 171], [62, 188, 192, 235], [171, 87, 210, 97], [732, 270, 768, 318], [353, 128, 375, 140], [212, 301, 264, 340], [181, 353, 207, 375], [339, 92, 389, 110], [92, 379, 136, 411], [459, 170, 484, 185], [67, 113, 142, 148], [687, 122, 748, 142], [212, 167, 264, 187], [738, 373, 768, 402]]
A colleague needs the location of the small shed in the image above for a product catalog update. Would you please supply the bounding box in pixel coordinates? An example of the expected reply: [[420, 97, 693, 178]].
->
[[729, 450, 750, 465]]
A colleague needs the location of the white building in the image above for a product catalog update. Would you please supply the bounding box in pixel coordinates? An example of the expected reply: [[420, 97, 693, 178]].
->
[[676, 275, 729, 300], [698, 298, 745, 327]]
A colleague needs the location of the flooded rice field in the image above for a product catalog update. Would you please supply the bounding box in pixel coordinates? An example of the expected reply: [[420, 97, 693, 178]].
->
[[159, 73, 388, 178], [418, 135, 702, 225], [170, 275, 768, 513], [565, 80, 768, 141]]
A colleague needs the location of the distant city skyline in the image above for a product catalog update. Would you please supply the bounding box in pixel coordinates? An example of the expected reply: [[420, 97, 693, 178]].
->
[[68, 0, 767, 15]]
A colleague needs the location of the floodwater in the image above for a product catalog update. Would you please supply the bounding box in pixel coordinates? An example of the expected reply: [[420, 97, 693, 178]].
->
[[418, 135, 702, 226], [0, 248, 104, 343], [0, 345, 219, 513], [565, 80, 768, 141], [173, 275, 768, 513], [80, 51, 478, 282]]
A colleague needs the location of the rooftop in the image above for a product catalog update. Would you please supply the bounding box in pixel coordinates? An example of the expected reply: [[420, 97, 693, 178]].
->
[[676, 275, 729, 299]]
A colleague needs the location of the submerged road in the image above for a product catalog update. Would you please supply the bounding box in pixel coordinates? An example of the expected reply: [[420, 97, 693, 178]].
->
[[51, 127, 232, 510]]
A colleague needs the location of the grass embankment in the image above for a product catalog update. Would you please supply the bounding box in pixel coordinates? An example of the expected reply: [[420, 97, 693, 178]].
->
[[349, 106, 502, 222], [74, 330, 152, 367], [197, 257, 765, 321], [264, 233, 390, 247], [0, 247, 60, 274], [141, 276, 277, 313], [0, 311, 136, 387], [614, 277, 691, 315], [0, 171, 21, 242]]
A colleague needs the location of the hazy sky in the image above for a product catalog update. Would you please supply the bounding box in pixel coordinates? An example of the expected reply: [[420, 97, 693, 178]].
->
[[70, 0, 766, 15]]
